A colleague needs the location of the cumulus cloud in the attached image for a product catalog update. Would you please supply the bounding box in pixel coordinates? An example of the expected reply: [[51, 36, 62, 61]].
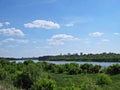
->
[[24, 20, 60, 29], [2, 38, 28, 43], [47, 34, 79, 45], [89, 32, 104, 37], [0, 22, 10, 27], [0, 23, 3, 27], [0, 28, 24, 36], [5, 22, 10, 25], [65, 23, 74, 27]]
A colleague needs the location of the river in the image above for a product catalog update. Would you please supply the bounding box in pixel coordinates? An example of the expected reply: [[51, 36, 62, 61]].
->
[[13, 60, 120, 67]]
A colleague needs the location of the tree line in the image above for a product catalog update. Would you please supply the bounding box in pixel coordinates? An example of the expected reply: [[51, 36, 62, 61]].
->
[[39, 52, 120, 62]]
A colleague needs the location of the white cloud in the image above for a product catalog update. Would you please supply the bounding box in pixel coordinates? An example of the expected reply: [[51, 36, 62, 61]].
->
[[24, 20, 60, 29], [48, 39, 64, 45], [0, 22, 10, 27], [0, 28, 24, 36], [0, 23, 3, 27], [52, 34, 78, 40], [114, 33, 120, 35], [65, 23, 74, 27], [5, 22, 10, 25], [89, 32, 104, 37], [2, 38, 28, 44], [101, 39, 110, 42], [48, 34, 79, 45], [16, 39, 28, 43], [2, 38, 15, 43]]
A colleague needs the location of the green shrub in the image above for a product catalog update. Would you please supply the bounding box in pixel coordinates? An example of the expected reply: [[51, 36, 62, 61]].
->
[[58, 65, 65, 73], [31, 78, 56, 90], [68, 63, 79, 75], [23, 60, 34, 65], [0, 70, 8, 80], [106, 64, 120, 75], [80, 64, 94, 73], [92, 65, 101, 73], [96, 73, 112, 85], [13, 71, 33, 89]]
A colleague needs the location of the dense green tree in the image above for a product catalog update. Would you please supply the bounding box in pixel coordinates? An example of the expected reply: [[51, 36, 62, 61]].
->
[[92, 65, 101, 73], [106, 64, 120, 75], [23, 60, 34, 65], [58, 65, 65, 73], [68, 63, 79, 75], [80, 64, 94, 73], [39, 53, 120, 62]]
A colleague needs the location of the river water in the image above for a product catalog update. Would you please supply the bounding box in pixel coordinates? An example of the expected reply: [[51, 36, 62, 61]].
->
[[14, 60, 120, 67]]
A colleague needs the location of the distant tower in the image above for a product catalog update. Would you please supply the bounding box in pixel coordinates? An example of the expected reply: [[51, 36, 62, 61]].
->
[[80, 52, 83, 56], [67, 53, 71, 56], [60, 53, 62, 56]]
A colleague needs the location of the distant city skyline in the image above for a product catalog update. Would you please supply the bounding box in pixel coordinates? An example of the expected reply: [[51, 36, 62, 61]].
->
[[0, 0, 120, 57]]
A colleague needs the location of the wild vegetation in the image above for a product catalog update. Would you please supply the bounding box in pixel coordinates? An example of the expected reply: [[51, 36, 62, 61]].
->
[[0, 58, 120, 90], [39, 53, 120, 62]]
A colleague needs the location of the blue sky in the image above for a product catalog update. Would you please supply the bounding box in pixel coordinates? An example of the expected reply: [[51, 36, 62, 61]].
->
[[0, 0, 120, 57]]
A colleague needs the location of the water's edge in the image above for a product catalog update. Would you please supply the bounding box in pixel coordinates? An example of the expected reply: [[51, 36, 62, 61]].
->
[[11, 60, 120, 67]]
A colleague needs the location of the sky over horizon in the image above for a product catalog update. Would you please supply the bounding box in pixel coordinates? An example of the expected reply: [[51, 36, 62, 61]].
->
[[0, 0, 120, 57]]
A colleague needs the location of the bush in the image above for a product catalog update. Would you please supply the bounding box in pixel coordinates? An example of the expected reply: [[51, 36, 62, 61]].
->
[[68, 66, 79, 75], [31, 78, 56, 90], [23, 60, 34, 65], [68, 63, 79, 75], [0, 70, 8, 80], [58, 65, 65, 73], [106, 64, 120, 75], [92, 65, 101, 73], [80, 64, 94, 73], [96, 73, 112, 85], [13, 72, 33, 89]]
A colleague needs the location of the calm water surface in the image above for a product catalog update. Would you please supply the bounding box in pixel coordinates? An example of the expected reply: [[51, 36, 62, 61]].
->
[[14, 60, 120, 67]]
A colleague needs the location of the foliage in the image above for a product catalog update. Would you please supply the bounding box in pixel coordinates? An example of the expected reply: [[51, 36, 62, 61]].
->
[[96, 73, 112, 85], [0, 58, 119, 90], [31, 78, 56, 90], [13, 71, 33, 89], [92, 65, 101, 73], [80, 63, 93, 73], [23, 60, 34, 65], [80, 78, 99, 90], [106, 64, 120, 75], [39, 53, 120, 62], [0, 70, 8, 80], [68, 63, 79, 75]]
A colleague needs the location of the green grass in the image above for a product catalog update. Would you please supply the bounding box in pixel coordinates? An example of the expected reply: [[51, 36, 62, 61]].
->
[[0, 73, 120, 90], [50, 73, 120, 90]]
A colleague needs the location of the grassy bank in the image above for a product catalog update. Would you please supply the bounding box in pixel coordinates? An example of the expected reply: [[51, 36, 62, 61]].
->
[[50, 73, 120, 90]]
